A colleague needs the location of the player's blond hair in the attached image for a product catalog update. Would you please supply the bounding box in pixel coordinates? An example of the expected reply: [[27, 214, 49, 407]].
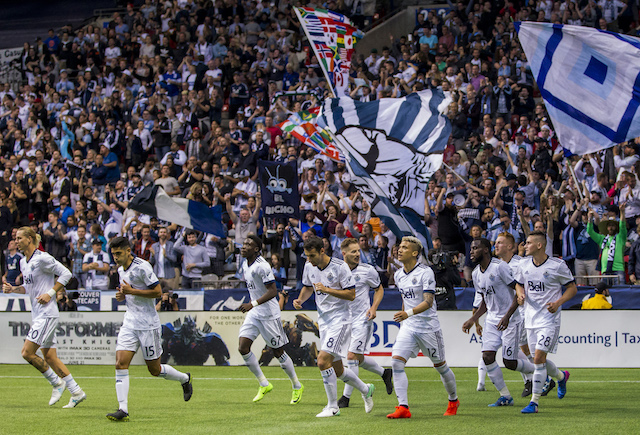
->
[[497, 232, 516, 247], [401, 236, 423, 254], [340, 237, 359, 250], [17, 226, 41, 247]]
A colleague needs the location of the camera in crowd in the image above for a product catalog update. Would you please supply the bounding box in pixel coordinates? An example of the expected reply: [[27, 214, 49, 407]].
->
[[428, 249, 458, 271]]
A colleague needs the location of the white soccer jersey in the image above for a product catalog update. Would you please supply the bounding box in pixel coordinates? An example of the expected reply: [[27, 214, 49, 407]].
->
[[515, 256, 574, 328], [21, 250, 72, 320], [118, 257, 161, 330], [302, 258, 355, 327], [83, 250, 111, 288], [507, 255, 526, 318], [472, 258, 519, 325], [242, 256, 280, 320], [349, 263, 381, 319], [394, 263, 440, 332]]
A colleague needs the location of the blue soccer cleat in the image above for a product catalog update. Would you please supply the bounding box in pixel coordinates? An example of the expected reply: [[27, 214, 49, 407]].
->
[[521, 401, 539, 414], [489, 396, 514, 407], [557, 370, 570, 399]]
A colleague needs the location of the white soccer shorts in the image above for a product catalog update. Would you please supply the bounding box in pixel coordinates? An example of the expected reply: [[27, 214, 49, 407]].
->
[[239, 314, 289, 349], [527, 324, 561, 354], [116, 326, 163, 360], [392, 326, 446, 364], [481, 320, 522, 359], [26, 317, 58, 348], [348, 316, 374, 354], [319, 322, 351, 359]]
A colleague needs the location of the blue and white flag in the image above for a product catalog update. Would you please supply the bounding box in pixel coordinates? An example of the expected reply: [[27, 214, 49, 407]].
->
[[129, 185, 225, 238], [319, 90, 451, 248], [515, 22, 640, 154]]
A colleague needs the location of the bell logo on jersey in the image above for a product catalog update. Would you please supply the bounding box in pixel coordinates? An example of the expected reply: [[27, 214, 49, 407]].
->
[[24, 274, 34, 285], [482, 285, 496, 295], [399, 288, 416, 299], [528, 281, 545, 292]]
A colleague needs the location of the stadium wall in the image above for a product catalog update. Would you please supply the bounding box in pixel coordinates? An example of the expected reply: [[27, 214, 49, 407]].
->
[[0, 311, 637, 368]]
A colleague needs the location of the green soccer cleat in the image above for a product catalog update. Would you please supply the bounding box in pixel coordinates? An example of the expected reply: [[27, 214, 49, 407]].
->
[[290, 384, 304, 405], [253, 383, 273, 402]]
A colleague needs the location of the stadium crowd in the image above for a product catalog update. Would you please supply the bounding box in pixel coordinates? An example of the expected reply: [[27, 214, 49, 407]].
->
[[1, 0, 640, 306]]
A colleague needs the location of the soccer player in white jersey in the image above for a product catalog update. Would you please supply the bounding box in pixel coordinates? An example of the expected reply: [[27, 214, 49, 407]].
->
[[237, 235, 304, 404], [2, 226, 86, 408], [293, 236, 375, 418], [494, 232, 534, 398], [337, 238, 392, 409], [462, 238, 535, 407], [387, 236, 459, 419], [515, 231, 577, 414], [106, 236, 193, 422]]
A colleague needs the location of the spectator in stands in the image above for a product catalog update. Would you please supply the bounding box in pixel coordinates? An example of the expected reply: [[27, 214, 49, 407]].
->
[[156, 291, 180, 311], [174, 229, 209, 288], [588, 203, 627, 285], [82, 239, 110, 290], [149, 227, 179, 290], [133, 224, 153, 261], [581, 282, 613, 310], [3, 239, 23, 285], [627, 222, 640, 284]]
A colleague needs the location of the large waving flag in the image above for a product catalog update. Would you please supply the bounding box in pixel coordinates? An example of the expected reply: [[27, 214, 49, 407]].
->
[[319, 91, 452, 248], [129, 184, 225, 237], [294, 7, 363, 96], [515, 22, 640, 154]]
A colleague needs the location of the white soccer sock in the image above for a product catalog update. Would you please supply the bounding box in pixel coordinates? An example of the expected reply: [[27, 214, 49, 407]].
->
[[342, 360, 359, 398], [115, 369, 129, 413], [159, 364, 189, 383], [360, 356, 385, 376], [321, 367, 338, 408], [62, 374, 81, 394], [532, 363, 546, 403], [486, 362, 510, 398], [391, 358, 409, 407], [546, 359, 564, 381], [338, 366, 369, 395], [435, 363, 458, 401], [277, 353, 301, 389], [241, 352, 269, 387], [43, 368, 62, 386], [525, 354, 535, 382], [477, 357, 487, 386], [518, 350, 532, 381], [516, 358, 535, 374]]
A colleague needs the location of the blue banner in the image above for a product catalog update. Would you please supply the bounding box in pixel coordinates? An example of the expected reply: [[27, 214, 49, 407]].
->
[[258, 160, 300, 219]]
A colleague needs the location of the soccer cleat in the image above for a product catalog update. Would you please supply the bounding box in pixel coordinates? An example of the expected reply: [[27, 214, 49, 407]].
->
[[62, 390, 86, 408], [488, 396, 514, 407], [521, 401, 539, 414], [541, 377, 555, 396], [362, 383, 375, 413], [444, 399, 460, 416], [316, 406, 340, 417], [557, 370, 570, 399], [521, 380, 532, 397], [382, 368, 394, 395], [387, 405, 411, 419], [253, 382, 273, 402], [337, 395, 350, 408], [106, 409, 130, 422], [477, 383, 486, 391], [49, 379, 66, 406], [290, 384, 304, 405], [182, 373, 193, 401]]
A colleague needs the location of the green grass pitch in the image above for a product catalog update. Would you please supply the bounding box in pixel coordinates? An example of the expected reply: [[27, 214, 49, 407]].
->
[[1, 365, 639, 434]]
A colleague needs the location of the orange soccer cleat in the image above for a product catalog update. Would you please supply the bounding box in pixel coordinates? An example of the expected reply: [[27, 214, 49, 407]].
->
[[387, 405, 412, 419], [444, 399, 460, 416]]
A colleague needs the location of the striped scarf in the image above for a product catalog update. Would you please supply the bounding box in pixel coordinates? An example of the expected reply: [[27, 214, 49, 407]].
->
[[598, 234, 616, 273]]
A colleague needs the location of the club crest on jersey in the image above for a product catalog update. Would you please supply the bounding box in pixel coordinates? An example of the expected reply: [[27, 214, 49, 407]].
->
[[355, 275, 361, 282], [327, 273, 334, 281], [412, 277, 417, 284], [543, 272, 550, 279], [489, 274, 496, 281]]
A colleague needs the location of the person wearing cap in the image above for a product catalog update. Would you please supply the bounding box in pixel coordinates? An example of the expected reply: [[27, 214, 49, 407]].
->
[[613, 141, 640, 175], [494, 173, 518, 216], [567, 198, 601, 285], [82, 238, 111, 290], [435, 189, 465, 254], [587, 202, 627, 285], [581, 282, 612, 310], [231, 168, 257, 213], [229, 71, 249, 116], [618, 171, 640, 231]]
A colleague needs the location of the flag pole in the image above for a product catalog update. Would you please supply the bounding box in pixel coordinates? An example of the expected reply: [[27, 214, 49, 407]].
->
[[293, 7, 337, 99]]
